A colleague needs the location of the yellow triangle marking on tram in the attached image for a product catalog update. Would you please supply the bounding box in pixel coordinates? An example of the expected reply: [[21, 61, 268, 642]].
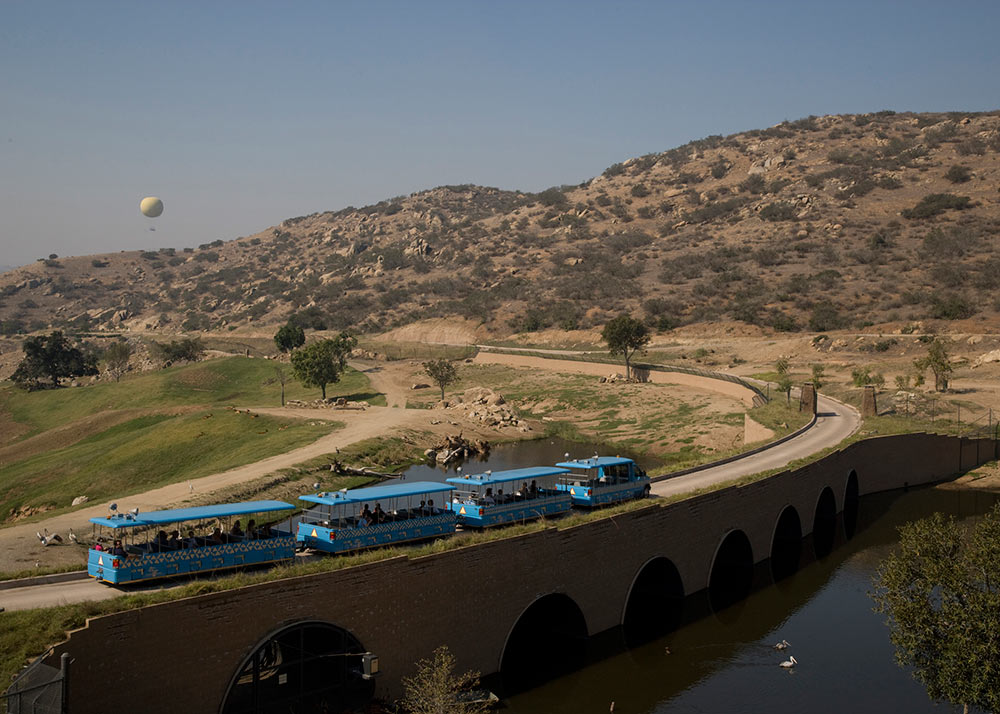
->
[[570, 488, 576, 496], [98, 555, 104, 566], [310, 528, 318, 538], [459, 506, 467, 515]]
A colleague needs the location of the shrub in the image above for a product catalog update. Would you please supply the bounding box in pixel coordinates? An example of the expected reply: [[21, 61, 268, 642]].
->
[[630, 183, 651, 198], [955, 137, 987, 156], [901, 194, 971, 219], [91, 259, 109, 268], [928, 292, 976, 320], [150, 337, 204, 363], [710, 159, 729, 179], [758, 202, 798, 221], [809, 303, 845, 331], [944, 165, 972, 183], [536, 187, 568, 208], [740, 174, 766, 194]]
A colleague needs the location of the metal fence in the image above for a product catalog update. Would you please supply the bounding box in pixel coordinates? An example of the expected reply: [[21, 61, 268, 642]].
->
[[1, 652, 67, 714]]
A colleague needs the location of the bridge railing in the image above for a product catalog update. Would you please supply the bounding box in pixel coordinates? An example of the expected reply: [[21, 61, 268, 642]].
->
[[1, 651, 67, 714]]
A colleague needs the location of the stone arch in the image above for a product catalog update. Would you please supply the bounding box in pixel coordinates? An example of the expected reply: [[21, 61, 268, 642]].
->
[[708, 529, 754, 612], [622, 556, 685, 644], [769, 505, 803, 581], [221, 619, 373, 714], [844, 469, 860, 539], [813, 485, 838, 558], [499, 592, 588, 693]]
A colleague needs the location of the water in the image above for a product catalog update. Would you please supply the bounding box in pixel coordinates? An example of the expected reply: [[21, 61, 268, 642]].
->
[[501, 486, 998, 714], [400, 437, 645, 484]]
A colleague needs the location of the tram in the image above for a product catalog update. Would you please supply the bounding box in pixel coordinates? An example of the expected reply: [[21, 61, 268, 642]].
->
[[87, 500, 297, 585], [296, 481, 456, 554], [447, 466, 572, 527], [554, 456, 650, 507]]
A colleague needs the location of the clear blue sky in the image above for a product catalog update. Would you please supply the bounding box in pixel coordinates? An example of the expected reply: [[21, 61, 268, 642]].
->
[[1, 0, 998, 267]]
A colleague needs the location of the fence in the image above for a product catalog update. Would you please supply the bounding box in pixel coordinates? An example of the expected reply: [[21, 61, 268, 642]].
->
[[1, 652, 68, 714]]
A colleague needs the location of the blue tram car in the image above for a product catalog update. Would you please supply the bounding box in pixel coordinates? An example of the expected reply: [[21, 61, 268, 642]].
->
[[296, 481, 456, 554], [87, 500, 297, 585], [554, 456, 650, 507], [447, 466, 572, 527]]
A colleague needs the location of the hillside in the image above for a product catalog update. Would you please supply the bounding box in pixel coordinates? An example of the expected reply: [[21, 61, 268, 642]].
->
[[2, 110, 1000, 338]]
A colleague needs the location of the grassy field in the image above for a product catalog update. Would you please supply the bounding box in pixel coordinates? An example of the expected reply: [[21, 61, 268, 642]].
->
[[0, 356, 383, 524], [0, 410, 338, 523]]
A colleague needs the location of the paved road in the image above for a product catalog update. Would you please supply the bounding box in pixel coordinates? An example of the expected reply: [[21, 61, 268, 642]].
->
[[652, 393, 860, 497], [0, 577, 119, 612]]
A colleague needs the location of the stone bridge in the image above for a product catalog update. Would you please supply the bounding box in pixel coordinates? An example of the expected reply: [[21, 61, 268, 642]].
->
[[39, 433, 997, 713]]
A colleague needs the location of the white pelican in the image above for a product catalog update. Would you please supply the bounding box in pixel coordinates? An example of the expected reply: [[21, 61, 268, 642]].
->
[[774, 639, 790, 650], [779, 655, 797, 668]]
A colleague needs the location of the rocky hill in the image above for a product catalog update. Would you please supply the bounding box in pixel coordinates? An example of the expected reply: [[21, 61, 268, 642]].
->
[[2, 110, 999, 338]]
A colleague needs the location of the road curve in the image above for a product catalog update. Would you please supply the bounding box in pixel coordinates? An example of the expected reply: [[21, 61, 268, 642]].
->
[[652, 393, 860, 497]]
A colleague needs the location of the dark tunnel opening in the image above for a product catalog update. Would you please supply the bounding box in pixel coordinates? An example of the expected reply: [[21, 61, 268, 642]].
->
[[500, 593, 588, 694], [770, 505, 803, 582], [844, 470, 860, 539], [623, 557, 685, 646], [813, 486, 838, 558], [708, 530, 754, 612]]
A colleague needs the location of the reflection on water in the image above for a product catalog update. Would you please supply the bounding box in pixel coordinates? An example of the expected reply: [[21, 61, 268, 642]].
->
[[501, 487, 997, 714], [401, 437, 645, 483]]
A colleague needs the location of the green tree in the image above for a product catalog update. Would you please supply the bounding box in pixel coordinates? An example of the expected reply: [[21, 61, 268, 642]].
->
[[871, 506, 1000, 714], [810, 364, 825, 390], [11, 331, 98, 390], [914, 338, 953, 391], [399, 645, 491, 714], [601, 315, 650, 380], [273, 322, 305, 353], [103, 341, 133, 383], [423, 358, 458, 401], [290, 333, 356, 399]]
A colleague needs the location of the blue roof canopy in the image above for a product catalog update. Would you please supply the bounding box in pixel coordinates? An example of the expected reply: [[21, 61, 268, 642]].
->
[[556, 456, 634, 470], [300, 480, 453, 506], [90, 500, 296, 529], [446, 466, 569, 487]]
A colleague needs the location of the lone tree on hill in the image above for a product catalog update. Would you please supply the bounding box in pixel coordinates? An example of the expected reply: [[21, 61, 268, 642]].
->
[[103, 341, 133, 383], [400, 645, 492, 714], [290, 333, 356, 400], [602, 315, 650, 380], [11, 331, 98, 390], [273, 322, 305, 353], [423, 358, 458, 401], [775, 358, 793, 405], [871, 505, 1000, 714], [913, 338, 953, 391]]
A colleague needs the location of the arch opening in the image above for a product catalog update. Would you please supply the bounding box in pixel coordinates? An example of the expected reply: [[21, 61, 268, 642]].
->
[[770, 505, 803, 582], [500, 593, 588, 693], [813, 486, 838, 558], [708, 530, 753, 612], [622, 557, 685, 645], [221, 621, 373, 714], [844, 469, 860, 539]]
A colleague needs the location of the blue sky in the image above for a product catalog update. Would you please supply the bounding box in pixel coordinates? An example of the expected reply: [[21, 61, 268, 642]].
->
[[1, 0, 998, 267]]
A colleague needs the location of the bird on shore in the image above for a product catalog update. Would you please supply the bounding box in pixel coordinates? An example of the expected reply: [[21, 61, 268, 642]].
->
[[779, 655, 798, 669], [36, 529, 63, 546], [774, 639, 790, 651], [68, 528, 78, 544]]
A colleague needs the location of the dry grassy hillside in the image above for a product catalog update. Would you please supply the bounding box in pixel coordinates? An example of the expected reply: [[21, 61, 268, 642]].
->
[[2, 110, 999, 338]]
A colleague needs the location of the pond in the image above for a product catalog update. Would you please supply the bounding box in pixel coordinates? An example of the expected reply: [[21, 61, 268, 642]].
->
[[400, 436, 646, 484], [498, 485, 998, 714]]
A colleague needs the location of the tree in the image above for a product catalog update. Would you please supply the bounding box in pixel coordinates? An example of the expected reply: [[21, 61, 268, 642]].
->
[[871, 506, 1000, 714], [290, 333, 356, 400], [810, 364, 825, 390], [103, 341, 133, 383], [273, 322, 305, 353], [423, 359, 458, 401], [11, 331, 98, 390], [263, 365, 290, 406], [914, 338, 953, 392], [150, 337, 204, 364], [399, 645, 491, 714], [601, 315, 650, 380], [775, 358, 792, 405]]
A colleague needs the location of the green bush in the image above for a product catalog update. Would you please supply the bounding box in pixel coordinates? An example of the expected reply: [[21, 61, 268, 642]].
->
[[759, 202, 798, 221], [630, 183, 651, 198], [901, 194, 971, 219], [944, 165, 972, 183]]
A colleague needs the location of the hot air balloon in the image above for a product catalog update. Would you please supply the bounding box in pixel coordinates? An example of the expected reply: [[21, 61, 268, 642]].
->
[[140, 197, 164, 218]]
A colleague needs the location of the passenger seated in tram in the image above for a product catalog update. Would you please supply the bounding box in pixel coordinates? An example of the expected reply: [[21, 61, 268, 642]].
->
[[209, 527, 224, 546], [373, 503, 387, 523], [110, 539, 128, 558], [261, 523, 273, 538], [427, 499, 440, 515], [359, 505, 374, 527], [482, 488, 496, 506], [529, 480, 539, 497], [167, 530, 181, 549], [246, 519, 257, 540], [517, 482, 529, 499], [184, 530, 198, 549], [153, 530, 170, 552], [230, 520, 245, 540], [496, 488, 508, 504]]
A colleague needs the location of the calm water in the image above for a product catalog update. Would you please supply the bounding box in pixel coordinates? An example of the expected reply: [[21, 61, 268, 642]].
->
[[501, 486, 998, 714], [401, 437, 645, 483]]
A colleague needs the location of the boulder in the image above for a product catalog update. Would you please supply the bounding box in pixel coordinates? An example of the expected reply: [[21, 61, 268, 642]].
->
[[71, 496, 89, 506]]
